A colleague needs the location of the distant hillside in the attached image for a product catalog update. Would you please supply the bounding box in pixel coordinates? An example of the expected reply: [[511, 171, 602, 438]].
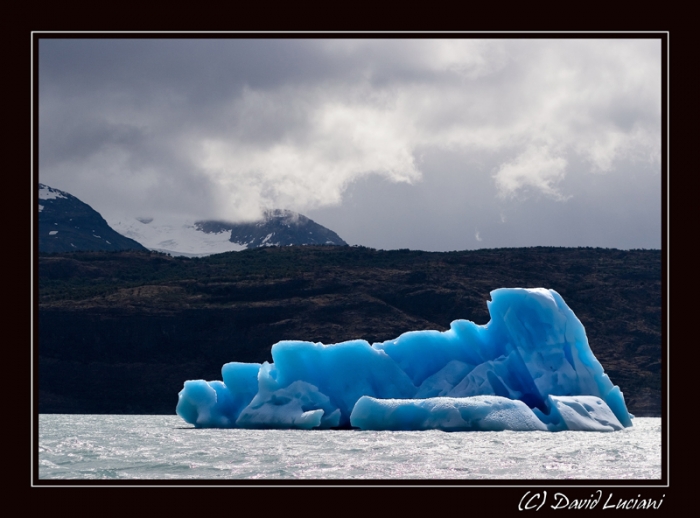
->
[[38, 246, 662, 417], [38, 184, 147, 253]]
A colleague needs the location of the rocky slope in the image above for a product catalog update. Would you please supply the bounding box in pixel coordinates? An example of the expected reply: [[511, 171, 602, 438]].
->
[[38, 184, 147, 253], [197, 209, 347, 248]]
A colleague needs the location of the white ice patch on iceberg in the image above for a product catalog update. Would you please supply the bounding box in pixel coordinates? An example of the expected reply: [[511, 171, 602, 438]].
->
[[535, 395, 625, 432], [177, 288, 633, 431], [350, 395, 548, 431]]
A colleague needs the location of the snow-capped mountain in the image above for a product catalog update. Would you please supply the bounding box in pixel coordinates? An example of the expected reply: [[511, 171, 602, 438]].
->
[[198, 210, 347, 248], [38, 184, 147, 253], [110, 209, 347, 257], [38, 183, 348, 256]]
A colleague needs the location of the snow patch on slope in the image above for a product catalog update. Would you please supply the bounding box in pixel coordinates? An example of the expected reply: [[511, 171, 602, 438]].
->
[[39, 184, 67, 200], [109, 215, 247, 257]]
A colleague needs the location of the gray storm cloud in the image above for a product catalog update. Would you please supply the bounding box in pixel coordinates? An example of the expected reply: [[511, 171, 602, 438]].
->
[[38, 38, 661, 249]]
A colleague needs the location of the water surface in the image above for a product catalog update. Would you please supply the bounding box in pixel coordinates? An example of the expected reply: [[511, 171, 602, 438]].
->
[[38, 415, 662, 480]]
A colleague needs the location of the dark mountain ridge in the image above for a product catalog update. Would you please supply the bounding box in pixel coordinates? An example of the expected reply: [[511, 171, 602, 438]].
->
[[38, 184, 146, 253], [195, 209, 347, 248], [37, 246, 662, 416]]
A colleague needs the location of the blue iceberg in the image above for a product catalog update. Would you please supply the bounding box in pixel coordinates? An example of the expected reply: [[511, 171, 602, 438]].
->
[[176, 288, 633, 431]]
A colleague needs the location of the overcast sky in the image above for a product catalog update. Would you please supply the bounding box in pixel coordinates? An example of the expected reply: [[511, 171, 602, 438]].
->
[[38, 37, 662, 251]]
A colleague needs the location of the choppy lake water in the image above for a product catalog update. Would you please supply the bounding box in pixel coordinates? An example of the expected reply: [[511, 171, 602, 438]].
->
[[37, 415, 662, 481]]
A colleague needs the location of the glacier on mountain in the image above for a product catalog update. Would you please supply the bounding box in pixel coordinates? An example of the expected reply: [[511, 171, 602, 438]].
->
[[176, 288, 633, 432], [109, 215, 247, 257], [109, 209, 346, 257]]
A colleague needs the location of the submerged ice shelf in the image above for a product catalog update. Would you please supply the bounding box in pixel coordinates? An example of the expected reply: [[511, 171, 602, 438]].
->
[[177, 288, 633, 432]]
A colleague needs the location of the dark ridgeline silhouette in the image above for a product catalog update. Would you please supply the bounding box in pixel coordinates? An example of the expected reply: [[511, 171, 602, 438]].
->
[[38, 184, 146, 253]]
